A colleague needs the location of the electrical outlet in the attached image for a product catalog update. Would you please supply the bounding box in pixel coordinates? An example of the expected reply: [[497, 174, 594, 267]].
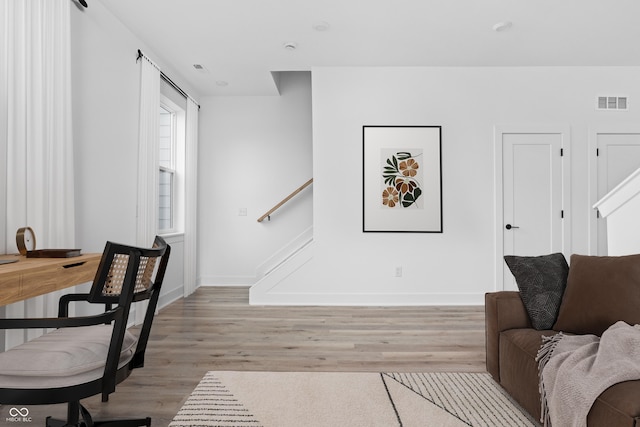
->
[[395, 266, 402, 277], [238, 208, 247, 216]]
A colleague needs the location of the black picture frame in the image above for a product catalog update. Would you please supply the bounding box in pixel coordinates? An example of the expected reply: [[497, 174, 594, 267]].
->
[[363, 125, 443, 233]]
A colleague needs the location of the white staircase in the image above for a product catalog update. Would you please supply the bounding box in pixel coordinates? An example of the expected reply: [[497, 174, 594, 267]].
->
[[250, 227, 314, 304], [593, 167, 640, 256]]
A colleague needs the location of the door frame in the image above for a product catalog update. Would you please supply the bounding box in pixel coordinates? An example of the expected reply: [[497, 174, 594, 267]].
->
[[588, 125, 640, 255], [494, 124, 572, 291]]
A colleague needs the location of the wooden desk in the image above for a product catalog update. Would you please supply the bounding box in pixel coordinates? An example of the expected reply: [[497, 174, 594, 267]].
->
[[0, 253, 101, 306]]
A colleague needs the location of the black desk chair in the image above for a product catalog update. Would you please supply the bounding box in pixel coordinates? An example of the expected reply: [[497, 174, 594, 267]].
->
[[0, 236, 170, 427]]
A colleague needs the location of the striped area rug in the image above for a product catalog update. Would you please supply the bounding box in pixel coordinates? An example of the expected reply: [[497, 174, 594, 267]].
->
[[170, 371, 538, 427]]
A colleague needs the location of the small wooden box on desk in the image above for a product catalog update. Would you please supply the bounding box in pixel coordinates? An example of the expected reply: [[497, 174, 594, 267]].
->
[[0, 253, 101, 306]]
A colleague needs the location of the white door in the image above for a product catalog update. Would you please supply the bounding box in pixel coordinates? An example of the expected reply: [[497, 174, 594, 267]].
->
[[498, 128, 567, 291], [596, 134, 640, 255]]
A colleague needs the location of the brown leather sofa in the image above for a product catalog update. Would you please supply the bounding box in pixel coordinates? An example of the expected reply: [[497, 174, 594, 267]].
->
[[485, 290, 640, 426]]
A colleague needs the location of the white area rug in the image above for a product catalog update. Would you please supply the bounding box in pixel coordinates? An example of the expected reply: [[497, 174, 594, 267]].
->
[[170, 371, 538, 427]]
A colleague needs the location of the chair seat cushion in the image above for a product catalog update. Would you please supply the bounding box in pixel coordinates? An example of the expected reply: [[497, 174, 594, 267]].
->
[[0, 324, 137, 389]]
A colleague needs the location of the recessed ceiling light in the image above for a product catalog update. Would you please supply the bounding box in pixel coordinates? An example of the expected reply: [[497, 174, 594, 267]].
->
[[283, 41, 298, 51], [312, 21, 330, 32], [493, 21, 513, 32]]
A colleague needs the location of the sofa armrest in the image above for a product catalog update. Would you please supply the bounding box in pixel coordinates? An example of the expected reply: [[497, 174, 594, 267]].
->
[[485, 291, 532, 382]]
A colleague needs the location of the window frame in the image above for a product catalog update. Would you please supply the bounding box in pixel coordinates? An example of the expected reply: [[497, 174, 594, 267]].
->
[[158, 96, 185, 235]]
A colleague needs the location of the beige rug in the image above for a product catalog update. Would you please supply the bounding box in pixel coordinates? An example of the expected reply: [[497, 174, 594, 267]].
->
[[170, 371, 538, 427]]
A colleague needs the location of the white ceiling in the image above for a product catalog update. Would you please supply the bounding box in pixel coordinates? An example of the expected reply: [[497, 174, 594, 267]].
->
[[99, 0, 640, 97]]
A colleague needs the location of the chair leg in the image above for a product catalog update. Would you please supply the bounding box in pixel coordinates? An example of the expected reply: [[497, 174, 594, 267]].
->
[[46, 414, 152, 427], [79, 404, 94, 426], [46, 417, 67, 427], [79, 404, 151, 427], [92, 417, 151, 427], [46, 401, 82, 427], [45, 402, 149, 427]]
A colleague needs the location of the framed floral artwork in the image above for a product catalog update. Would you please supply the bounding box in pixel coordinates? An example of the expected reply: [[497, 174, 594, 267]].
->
[[363, 125, 442, 233]]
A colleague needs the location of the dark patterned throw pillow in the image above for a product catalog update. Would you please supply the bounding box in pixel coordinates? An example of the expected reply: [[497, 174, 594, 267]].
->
[[504, 253, 569, 330]]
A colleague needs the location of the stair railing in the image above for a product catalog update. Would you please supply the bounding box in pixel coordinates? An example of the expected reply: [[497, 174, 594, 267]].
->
[[257, 178, 313, 222]]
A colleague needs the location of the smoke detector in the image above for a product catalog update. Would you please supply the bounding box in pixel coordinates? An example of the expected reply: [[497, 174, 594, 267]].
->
[[493, 21, 512, 32], [283, 42, 298, 51], [313, 21, 330, 32]]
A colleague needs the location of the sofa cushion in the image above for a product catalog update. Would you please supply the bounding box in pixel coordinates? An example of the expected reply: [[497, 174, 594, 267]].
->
[[553, 253, 640, 335], [484, 291, 532, 382], [504, 253, 569, 330], [588, 380, 640, 427], [500, 328, 640, 426], [499, 328, 556, 421]]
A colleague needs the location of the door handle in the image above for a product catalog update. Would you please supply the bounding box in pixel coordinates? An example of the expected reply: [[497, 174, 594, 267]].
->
[[505, 224, 520, 230]]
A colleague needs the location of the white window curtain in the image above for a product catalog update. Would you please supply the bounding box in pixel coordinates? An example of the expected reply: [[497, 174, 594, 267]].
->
[[1, 0, 75, 348], [134, 54, 160, 326], [136, 56, 160, 247], [184, 97, 199, 297]]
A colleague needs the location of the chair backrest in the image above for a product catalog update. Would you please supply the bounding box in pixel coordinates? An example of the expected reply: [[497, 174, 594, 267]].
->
[[88, 236, 169, 305], [87, 236, 170, 396], [130, 236, 171, 368]]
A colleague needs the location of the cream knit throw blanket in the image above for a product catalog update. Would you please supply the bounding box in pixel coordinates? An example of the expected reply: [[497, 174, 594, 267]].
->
[[536, 321, 640, 427]]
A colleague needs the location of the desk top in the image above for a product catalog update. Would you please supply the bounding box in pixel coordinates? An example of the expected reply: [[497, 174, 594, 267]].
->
[[0, 252, 101, 306]]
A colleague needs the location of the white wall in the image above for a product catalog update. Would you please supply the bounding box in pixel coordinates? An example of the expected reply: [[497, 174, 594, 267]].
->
[[250, 66, 640, 305], [70, 1, 193, 308], [8, 3, 640, 308], [198, 71, 313, 285]]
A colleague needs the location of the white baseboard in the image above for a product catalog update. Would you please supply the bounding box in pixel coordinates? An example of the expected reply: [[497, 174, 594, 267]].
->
[[250, 292, 486, 306], [199, 283, 253, 287], [158, 286, 185, 310], [198, 276, 256, 286]]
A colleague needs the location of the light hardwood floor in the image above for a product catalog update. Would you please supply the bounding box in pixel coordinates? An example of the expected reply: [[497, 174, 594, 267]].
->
[[21, 286, 487, 426]]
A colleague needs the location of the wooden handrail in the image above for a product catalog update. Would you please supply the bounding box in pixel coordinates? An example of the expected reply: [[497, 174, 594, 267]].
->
[[257, 178, 313, 222]]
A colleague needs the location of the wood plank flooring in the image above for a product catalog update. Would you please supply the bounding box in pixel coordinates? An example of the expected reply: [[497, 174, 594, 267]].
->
[[15, 286, 487, 426]]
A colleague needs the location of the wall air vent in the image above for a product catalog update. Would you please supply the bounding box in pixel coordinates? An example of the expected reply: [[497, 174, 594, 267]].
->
[[597, 96, 628, 111]]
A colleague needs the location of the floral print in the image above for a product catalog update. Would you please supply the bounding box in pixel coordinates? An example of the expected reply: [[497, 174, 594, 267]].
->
[[399, 158, 419, 177], [382, 187, 399, 207], [394, 177, 418, 194], [382, 151, 422, 208]]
